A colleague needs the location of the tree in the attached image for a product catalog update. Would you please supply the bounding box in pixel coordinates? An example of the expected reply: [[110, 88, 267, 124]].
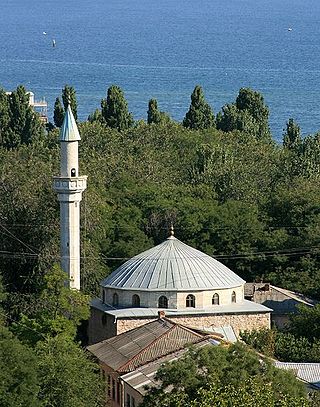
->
[[12, 265, 90, 346], [0, 88, 10, 147], [183, 85, 215, 130], [147, 98, 171, 125], [36, 336, 104, 407], [53, 97, 65, 127], [290, 304, 320, 341], [62, 85, 78, 121], [283, 118, 302, 150], [88, 108, 104, 123], [0, 326, 40, 407], [101, 85, 134, 130], [0, 85, 44, 148], [217, 87, 271, 142], [142, 343, 308, 407]]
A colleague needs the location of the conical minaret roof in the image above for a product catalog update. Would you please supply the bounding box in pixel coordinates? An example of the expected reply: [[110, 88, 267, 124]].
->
[[101, 236, 245, 291], [59, 105, 81, 141]]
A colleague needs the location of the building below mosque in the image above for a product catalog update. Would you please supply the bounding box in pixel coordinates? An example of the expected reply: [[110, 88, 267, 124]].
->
[[88, 233, 271, 344]]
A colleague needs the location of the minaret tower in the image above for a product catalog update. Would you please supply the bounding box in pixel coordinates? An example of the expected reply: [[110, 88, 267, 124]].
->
[[53, 105, 87, 290]]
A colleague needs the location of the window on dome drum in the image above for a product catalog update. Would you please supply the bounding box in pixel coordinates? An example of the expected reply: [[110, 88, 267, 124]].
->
[[186, 294, 195, 308], [132, 294, 140, 307], [212, 293, 219, 305], [158, 295, 168, 308], [232, 291, 236, 303], [113, 293, 119, 307], [102, 289, 105, 303]]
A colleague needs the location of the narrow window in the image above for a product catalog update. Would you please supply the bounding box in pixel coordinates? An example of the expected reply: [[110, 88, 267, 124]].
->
[[186, 294, 195, 308], [132, 294, 140, 307], [158, 295, 168, 308], [71, 168, 76, 177], [126, 393, 131, 407], [102, 289, 105, 303], [112, 378, 115, 400], [113, 292, 119, 307], [232, 291, 236, 303], [212, 293, 219, 305], [107, 375, 111, 397], [116, 381, 120, 403], [131, 396, 135, 407]]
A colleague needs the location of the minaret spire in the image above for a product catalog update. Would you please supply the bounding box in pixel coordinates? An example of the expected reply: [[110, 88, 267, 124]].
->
[[53, 105, 87, 289]]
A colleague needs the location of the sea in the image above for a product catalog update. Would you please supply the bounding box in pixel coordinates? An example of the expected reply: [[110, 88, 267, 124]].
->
[[1, 0, 320, 142]]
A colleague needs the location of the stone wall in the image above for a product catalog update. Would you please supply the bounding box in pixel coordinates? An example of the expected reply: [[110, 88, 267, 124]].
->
[[116, 312, 270, 337], [88, 307, 116, 344]]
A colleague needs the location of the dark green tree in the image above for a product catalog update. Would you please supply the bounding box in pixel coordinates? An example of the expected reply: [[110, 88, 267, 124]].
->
[[0, 85, 44, 148], [217, 87, 271, 142], [0, 88, 10, 146], [53, 97, 65, 127], [36, 336, 104, 407], [183, 85, 215, 130], [283, 118, 302, 150], [88, 108, 104, 123], [147, 98, 171, 125], [62, 85, 78, 121], [12, 265, 90, 346], [0, 326, 40, 407], [101, 85, 134, 130], [142, 343, 308, 407]]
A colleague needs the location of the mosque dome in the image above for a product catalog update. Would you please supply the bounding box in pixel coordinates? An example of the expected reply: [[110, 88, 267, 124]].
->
[[101, 236, 245, 292]]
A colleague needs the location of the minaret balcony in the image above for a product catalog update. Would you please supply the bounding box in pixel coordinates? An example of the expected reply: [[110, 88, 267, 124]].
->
[[53, 176, 87, 194]]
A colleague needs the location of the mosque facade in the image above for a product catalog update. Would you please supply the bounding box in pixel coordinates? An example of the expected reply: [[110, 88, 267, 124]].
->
[[88, 232, 271, 344]]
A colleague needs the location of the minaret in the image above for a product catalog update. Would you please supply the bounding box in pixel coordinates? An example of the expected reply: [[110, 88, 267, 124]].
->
[[53, 105, 87, 290]]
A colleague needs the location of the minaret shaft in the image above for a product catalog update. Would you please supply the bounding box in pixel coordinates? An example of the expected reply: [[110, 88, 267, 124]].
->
[[60, 141, 79, 177], [53, 105, 87, 290], [60, 200, 81, 290]]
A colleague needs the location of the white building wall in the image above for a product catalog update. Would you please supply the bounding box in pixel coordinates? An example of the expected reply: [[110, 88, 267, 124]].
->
[[102, 285, 244, 309]]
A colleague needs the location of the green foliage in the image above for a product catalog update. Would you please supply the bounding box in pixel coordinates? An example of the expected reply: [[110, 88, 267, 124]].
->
[[240, 328, 276, 357], [283, 118, 301, 151], [142, 343, 308, 407], [0, 325, 40, 407], [0, 85, 44, 149], [217, 87, 272, 142], [241, 323, 320, 363], [147, 98, 171, 125], [88, 108, 104, 123], [36, 335, 104, 407], [53, 97, 64, 127], [101, 85, 134, 130], [183, 85, 215, 130], [12, 265, 90, 345], [290, 304, 320, 341], [62, 85, 78, 121]]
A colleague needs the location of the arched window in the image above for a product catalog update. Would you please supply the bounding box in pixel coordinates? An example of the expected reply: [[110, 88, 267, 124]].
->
[[132, 294, 140, 307], [113, 293, 119, 307], [212, 293, 219, 305], [71, 168, 76, 177], [102, 289, 105, 303], [232, 291, 236, 303], [186, 294, 195, 308], [158, 296, 168, 308]]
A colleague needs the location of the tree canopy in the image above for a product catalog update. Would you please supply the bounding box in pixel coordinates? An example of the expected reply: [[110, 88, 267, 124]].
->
[[183, 85, 215, 130], [101, 85, 134, 130], [141, 343, 309, 407]]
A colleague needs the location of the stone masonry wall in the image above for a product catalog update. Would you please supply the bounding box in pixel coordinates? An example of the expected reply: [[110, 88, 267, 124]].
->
[[116, 312, 270, 337]]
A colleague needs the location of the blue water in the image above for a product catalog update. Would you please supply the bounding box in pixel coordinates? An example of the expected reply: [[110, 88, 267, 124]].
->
[[1, 0, 320, 140]]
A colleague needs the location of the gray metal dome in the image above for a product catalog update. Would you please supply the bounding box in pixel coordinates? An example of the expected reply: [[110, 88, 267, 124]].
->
[[101, 236, 245, 291]]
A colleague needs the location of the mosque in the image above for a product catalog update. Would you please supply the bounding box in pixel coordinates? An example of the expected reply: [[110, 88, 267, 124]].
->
[[53, 107, 271, 346]]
